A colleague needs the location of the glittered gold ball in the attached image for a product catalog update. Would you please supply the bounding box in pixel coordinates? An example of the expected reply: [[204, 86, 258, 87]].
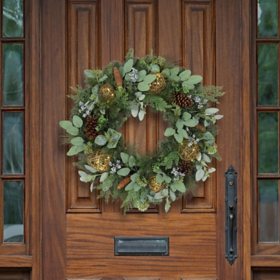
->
[[87, 150, 111, 172], [99, 84, 115, 102], [149, 176, 165, 193], [150, 73, 166, 94], [179, 141, 200, 162]]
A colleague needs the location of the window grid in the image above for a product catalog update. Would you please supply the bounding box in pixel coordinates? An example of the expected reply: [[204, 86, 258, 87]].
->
[[256, 0, 280, 246], [0, 0, 25, 247]]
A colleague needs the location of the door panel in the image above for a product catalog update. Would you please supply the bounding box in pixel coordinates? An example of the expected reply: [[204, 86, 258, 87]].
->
[[41, 0, 244, 279], [65, 0, 217, 278]]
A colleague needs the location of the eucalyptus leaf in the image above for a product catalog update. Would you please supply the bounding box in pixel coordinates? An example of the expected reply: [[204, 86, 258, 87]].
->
[[78, 170, 94, 183], [174, 133, 183, 143], [169, 190, 176, 202], [150, 64, 160, 73], [99, 74, 108, 83], [137, 70, 147, 81], [125, 181, 136, 191], [171, 180, 186, 193], [144, 74, 156, 84], [100, 172, 109, 182], [66, 126, 79, 136], [138, 82, 150, 92], [94, 135, 107, 146], [170, 67, 180, 77], [179, 70, 191, 81], [183, 112, 191, 121], [70, 137, 84, 146], [117, 168, 130, 176], [128, 156, 136, 168], [123, 59, 134, 74], [205, 107, 219, 115], [156, 174, 164, 184], [67, 145, 85, 156], [84, 69, 95, 79], [72, 115, 83, 128], [176, 119, 185, 130], [161, 69, 170, 77], [130, 173, 139, 182], [106, 129, 122, 149], [164, 128, 175, 137], [84, 165, 97, 173], [138, 109, 146, 121], [120, 152, 129, 164], [188, 75, 203, 84], [185, 118, 199, 127], [59, 120, 73, 130], [165, 198, 171, 213], [195, 169, 205, 181]]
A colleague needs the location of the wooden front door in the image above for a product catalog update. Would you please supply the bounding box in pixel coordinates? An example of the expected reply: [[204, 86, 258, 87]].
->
[[39, 0, 245, 279]]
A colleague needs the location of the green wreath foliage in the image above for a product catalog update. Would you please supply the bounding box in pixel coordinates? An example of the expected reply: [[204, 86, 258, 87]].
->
[[59, 50, 224, 212]]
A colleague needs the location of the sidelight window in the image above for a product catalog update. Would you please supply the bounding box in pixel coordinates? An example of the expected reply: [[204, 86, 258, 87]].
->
[[256, 0, 280, 244], [0, 0, 24, 244]]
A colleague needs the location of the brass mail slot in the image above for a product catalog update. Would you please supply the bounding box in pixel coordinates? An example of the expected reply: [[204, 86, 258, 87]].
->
[[114, 237, 169, 256]]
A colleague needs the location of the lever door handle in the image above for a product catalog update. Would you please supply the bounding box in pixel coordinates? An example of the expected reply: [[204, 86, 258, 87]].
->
[[225, 166, 237, 265]]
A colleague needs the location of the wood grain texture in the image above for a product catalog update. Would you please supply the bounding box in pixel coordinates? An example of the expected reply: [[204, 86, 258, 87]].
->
[[39, 0, 246, 279], [66, 213, 216, 278], [215, 0, 243, 279], [241, 0, 252, 279], [181, 0, 216, 212], [124, 0, 159, 156], [67, 0, 102, 213], [0, 256, 32, 268], [41, 0, 66, 278]]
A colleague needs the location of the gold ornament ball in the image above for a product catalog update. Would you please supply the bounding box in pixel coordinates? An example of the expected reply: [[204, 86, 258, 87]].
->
[[149, 176, 165, 193], [87, 150, 111, 172], [179, 141, 200, 162], [99, 84, 115, 102], [150, 73, 166, 94]]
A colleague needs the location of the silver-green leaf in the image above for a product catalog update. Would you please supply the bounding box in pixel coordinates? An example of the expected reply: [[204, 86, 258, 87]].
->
[[94, 135, 107, 146], [72, 115, 83, 128]]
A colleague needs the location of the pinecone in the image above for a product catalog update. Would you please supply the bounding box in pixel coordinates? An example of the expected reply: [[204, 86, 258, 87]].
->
[[178, 160, 194, 175], [173, 92, 193, 108], [84, 116, 98, 140]]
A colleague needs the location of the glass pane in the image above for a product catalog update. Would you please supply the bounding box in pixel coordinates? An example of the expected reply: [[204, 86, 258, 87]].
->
[[258, 0, 278, 37], [258, 112, 278, 173], [2, 112, 24, 174], [259, 180, 278, 242], [258, 44, 278, 106], [2, 0, 23, 38], [3, 181, 24, 243], [3, 44, 24, 106]]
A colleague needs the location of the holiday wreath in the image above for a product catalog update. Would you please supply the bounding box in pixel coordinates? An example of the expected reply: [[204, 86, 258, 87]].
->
[[59, 50, 224, 212]]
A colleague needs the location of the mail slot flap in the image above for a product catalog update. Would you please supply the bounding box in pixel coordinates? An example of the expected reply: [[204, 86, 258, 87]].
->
[[114, 237, 169, 256]]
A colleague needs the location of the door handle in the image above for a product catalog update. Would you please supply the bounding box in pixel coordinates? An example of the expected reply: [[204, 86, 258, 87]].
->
[[225, 166, 237, 265]]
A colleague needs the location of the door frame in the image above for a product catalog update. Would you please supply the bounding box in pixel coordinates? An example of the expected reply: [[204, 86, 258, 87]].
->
[[34, 0, 253, 279]]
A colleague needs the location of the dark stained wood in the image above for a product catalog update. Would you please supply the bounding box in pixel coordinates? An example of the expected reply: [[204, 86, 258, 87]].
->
[[253, 270, 280, 280], [0, 270, 29, 280], [41, 0, 66, 278], [124, 0, 159, 156], [0, 256, 32, 268], [241, 0, 252, 278], [9, 0, 254, 279], [215, 0, 243, 279], [181, 0, 216, 212], [66, 213, 216, 278], [67, 0, 102, 213]]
